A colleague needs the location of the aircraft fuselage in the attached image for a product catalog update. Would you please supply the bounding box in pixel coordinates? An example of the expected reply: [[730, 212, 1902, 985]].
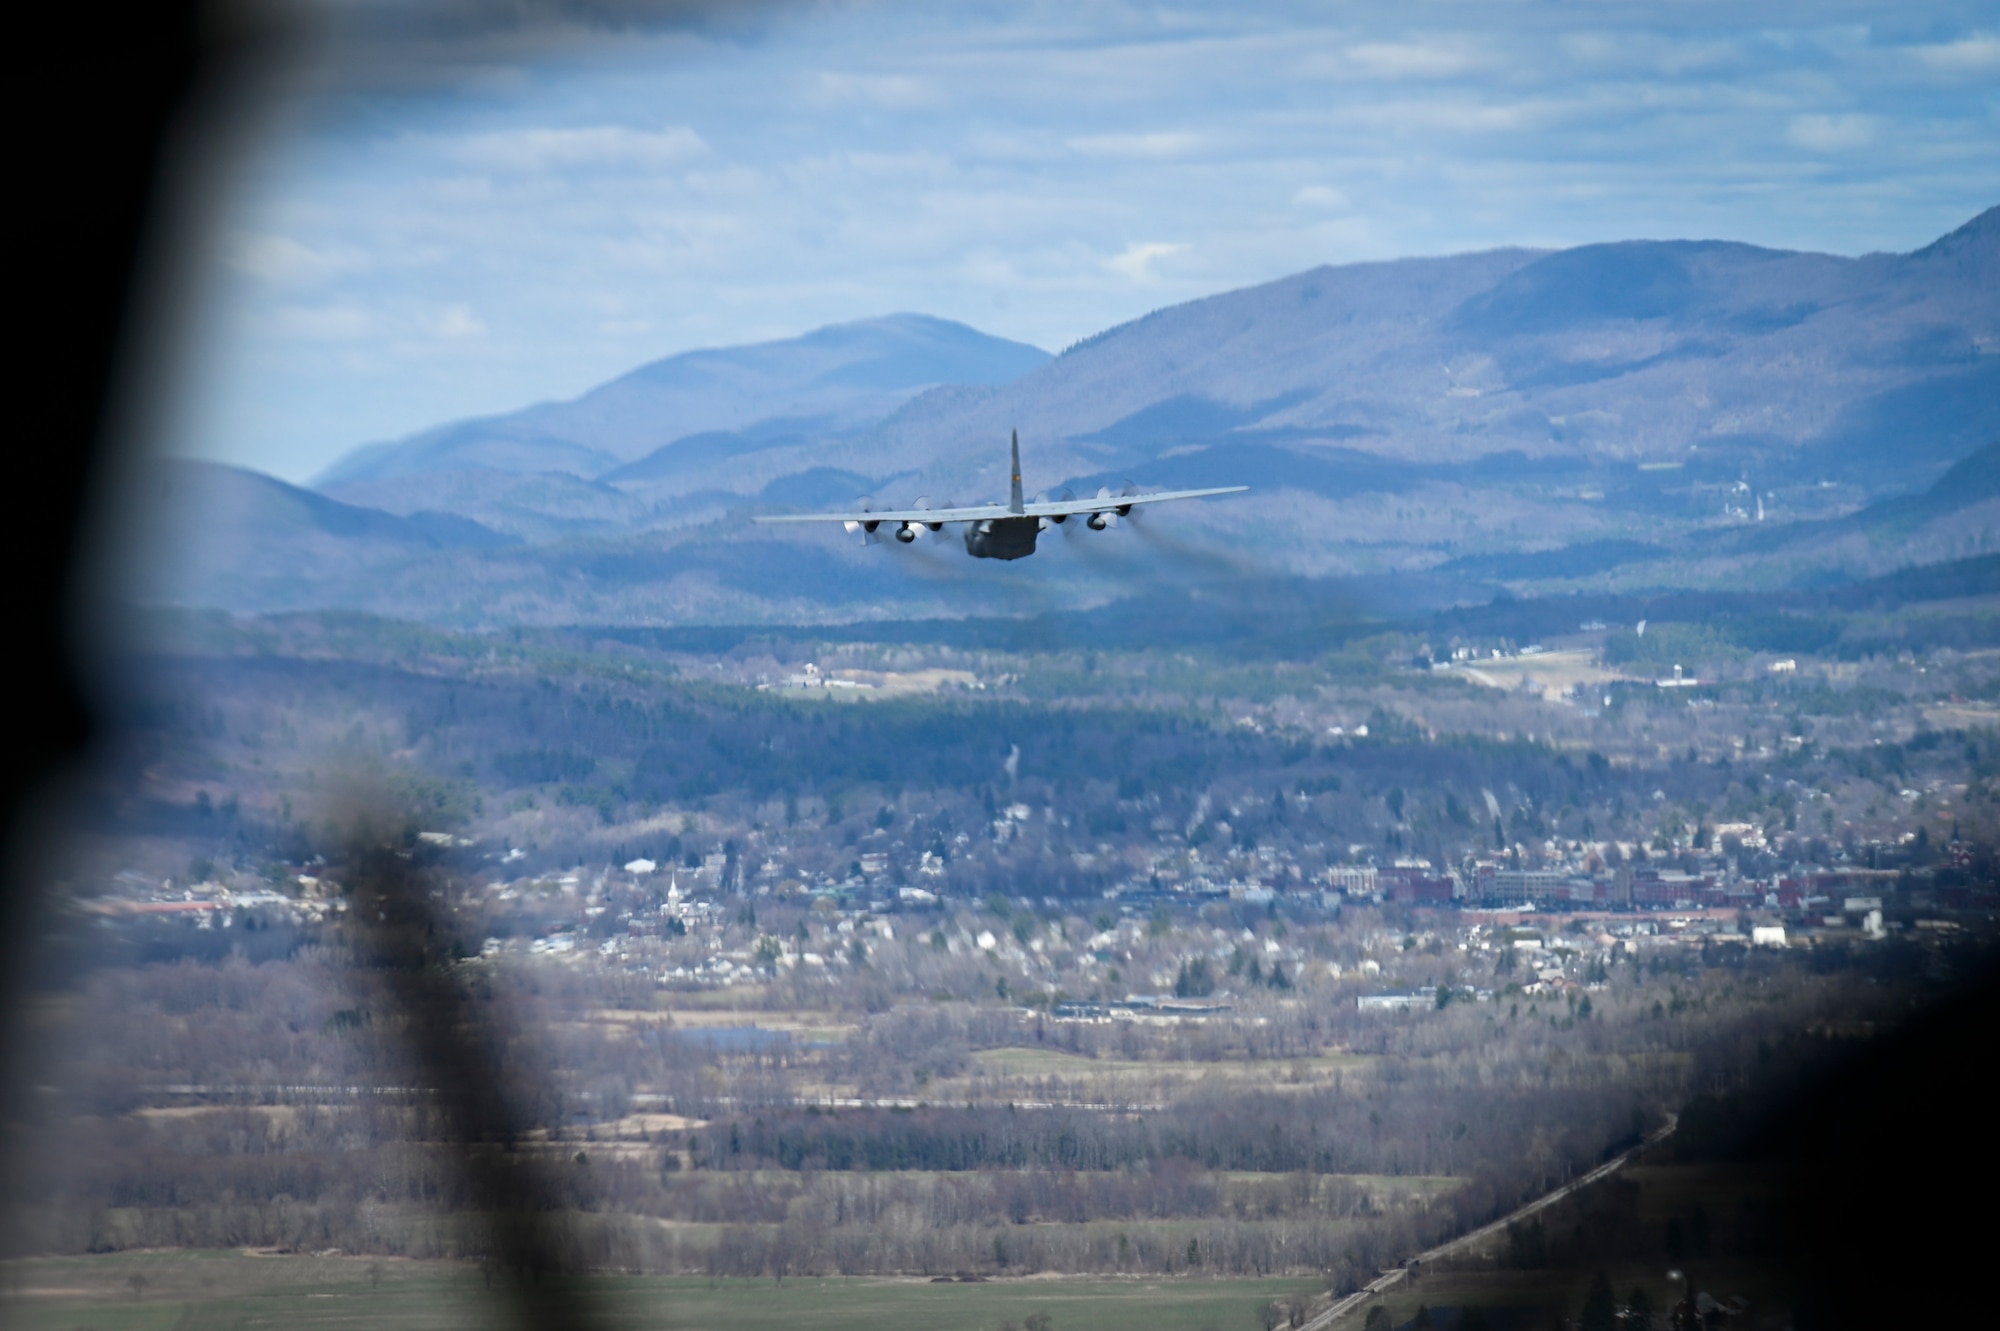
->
[[750, 430, 1246, 557], [964, 516, 1039, 560]]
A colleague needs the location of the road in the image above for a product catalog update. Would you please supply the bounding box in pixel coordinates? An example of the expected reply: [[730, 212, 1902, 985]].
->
[[1296, 1116, 1678, 1331]]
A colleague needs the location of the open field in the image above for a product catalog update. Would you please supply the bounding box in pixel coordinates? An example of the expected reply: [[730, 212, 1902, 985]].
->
[[827, 668, 984, 697], [1446, 649, 1636, 701], [949, 1047, 1374, 1102], [0, 1252, 1320, 1331]]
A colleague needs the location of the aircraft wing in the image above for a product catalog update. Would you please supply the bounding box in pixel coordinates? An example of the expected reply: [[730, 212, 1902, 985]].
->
[[1022, 486, 1247, 518], [751, 486, 1247, 526], [752, 501, 1015, 525]]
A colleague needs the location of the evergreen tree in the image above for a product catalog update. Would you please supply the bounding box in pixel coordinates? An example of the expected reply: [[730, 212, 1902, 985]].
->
[[1579, 1270, 1616, 1331], [1507, 1218, 1547, 1269], [1174, 957, 1215, 997]]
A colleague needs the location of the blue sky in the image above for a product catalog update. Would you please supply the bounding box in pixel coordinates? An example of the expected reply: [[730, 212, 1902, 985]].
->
[[168, 1, 2000, 482]]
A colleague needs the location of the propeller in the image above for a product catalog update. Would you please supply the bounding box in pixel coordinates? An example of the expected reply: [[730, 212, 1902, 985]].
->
[[890, 496, 928, 544], [1088, 485, 1120, 530], [844, 496, 880, 546]]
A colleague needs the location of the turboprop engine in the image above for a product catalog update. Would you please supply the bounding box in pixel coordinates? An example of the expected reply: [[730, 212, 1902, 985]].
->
[[895, 497, 949, 543], [1085, 483, 1139, 530], [842, 496, 880, 546], [751, 435, 1247, 562]]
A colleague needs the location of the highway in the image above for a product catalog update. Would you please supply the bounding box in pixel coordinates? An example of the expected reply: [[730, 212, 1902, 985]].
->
[[1296, 1116, 1678, 1331]]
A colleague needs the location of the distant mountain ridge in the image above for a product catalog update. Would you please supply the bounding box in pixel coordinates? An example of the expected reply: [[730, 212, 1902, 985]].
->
[[316, 314, 1051, 488], [873, 209, 2000, 499], [132, 461, 517, 615], [151, 207, 2000, 628]]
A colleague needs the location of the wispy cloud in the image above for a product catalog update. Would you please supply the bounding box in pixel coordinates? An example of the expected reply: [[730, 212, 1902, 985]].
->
[[1103, 241, 1187, 281], [1066, 131, 1207, 159], [443, 125, 708, 173], [1788, 114, 1876, 151], [813, 71, 943, 109], [271, 304, 373, 341], [424, 305, 489, 340], [1340, 39, 1484, 79], [1292, 185, 1349, 210], [1910, 32, 2000, 72], [1327, 97, 1553, 135], [224, 234, 357, 282], [169, 4, 2000, 482]]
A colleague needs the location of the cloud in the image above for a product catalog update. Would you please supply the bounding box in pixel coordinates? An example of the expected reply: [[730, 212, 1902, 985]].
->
[[272, 304, 373, 341], [1911, 33, 2000, 72], [1788, 114, 1876, 151], [961, 251, 1021, 285], [1556, 31, 1747, 76], [813, 71, 943, 108], [1104, 241, 1187, 282], [224, 234, 359, 282], [1328, 98, 1546, 135], [1292, 185, 1349, 210], [425, 306, 489, 339], [444, 126, 708, 173], [1066, 131, 1206, 160], [171, 6, 2000, 482], [1341, 39, 1483, 79]]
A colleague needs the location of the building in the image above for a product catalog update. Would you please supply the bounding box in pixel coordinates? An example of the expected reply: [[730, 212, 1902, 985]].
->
[[1380, 867, 1456, 903], [1328, 866, 1378, 897], [1629, 871, 1718, 908], [1481, 868, 1593, 905], [1357, 989, 1435, 1012]]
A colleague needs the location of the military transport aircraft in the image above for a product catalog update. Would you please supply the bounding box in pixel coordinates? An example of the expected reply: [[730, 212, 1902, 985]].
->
[[752, 432, 1247, 561]]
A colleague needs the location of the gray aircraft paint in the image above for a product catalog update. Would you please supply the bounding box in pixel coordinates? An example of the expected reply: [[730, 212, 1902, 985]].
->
[[753, 434, 1246, 562]]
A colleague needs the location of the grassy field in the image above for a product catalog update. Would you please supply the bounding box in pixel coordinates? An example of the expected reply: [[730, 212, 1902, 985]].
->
[[955, 1047, 1373, 1100], [0, 1252, 1323, 1331]]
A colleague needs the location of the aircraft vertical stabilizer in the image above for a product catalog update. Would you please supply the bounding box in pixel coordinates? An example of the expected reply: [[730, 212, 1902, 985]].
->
[[751, 432, 1245, 561]]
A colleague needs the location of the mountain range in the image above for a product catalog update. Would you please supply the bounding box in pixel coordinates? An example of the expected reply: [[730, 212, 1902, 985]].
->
[[135, 207, 2000, 630]]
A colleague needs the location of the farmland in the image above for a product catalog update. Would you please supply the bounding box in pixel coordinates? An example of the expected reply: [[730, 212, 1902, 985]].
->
[[0, 1253, 1320, 1331]]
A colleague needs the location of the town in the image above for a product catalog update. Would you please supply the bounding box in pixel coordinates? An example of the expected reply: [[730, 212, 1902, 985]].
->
[[7, 604, 1992, 1327], [80, 605, 1994, 1012]]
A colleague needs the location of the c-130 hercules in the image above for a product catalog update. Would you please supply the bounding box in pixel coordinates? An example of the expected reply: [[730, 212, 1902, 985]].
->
[[752, 431, 1247, 561]]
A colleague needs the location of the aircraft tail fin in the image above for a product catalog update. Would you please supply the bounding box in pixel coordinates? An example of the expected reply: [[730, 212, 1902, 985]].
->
[[1009, 430, 1025, 514]]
